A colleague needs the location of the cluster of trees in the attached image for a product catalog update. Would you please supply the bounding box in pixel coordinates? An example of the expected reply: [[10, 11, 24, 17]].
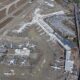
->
[[63, 0, 80, 5], [63, 0, 80, 3], [74, 0, 80, 3]]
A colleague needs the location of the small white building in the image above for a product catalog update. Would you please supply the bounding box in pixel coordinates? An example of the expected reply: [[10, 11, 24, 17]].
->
[[15, 48, 30, 56], [65, 60, 74, 73]]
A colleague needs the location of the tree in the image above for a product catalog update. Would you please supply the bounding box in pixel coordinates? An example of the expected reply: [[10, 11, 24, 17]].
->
[[74, 0, 80, 3]]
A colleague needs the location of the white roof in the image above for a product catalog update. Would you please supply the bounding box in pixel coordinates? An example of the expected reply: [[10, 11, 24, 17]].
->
[[15, 48, 30, 56], [65, 60, 74, 73]]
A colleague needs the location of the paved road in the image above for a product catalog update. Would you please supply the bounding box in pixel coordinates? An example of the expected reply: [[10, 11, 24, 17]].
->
[[0, 0, 39, 39]]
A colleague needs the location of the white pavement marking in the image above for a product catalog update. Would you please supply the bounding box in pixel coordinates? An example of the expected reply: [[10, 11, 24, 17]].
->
[[38, 29, 43, 32], [42, 11, 65, 18], [41, 59, 46, 68], [36, 27, 41, 30], [45, 1, 54, 7], [12, 20, 36, 34], [40, 32, 45, 36]]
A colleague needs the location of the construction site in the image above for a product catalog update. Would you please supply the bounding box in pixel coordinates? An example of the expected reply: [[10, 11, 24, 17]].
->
[[0, 0, 80, 80]]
